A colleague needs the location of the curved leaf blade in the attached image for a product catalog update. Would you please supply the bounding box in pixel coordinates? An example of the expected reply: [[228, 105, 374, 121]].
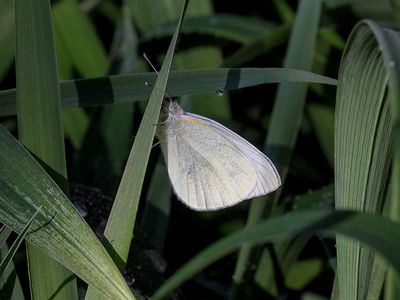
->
[[152, 210, 400, 300], [0, 68, 337, 117], [335, 20, 400, 300]]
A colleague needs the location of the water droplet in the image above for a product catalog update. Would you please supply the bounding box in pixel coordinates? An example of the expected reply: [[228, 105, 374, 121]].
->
[[389, 60, 396, 68], [216, 90, 224, 96], [145, 81, 150, 86]]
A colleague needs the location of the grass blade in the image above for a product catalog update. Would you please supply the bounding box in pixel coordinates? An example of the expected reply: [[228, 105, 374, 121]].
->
[[84, 0, 188, 299], [152, 210, 400, 300], [141, 13, 272, 45], [0, 243, 25, 300], [15, 0, 77, 297], [52, 0, 109, 77], [233, 0, 322, 291], [0, 226, 12, 249], [0, 206, 42, 277], [0, 68, 337, 117]]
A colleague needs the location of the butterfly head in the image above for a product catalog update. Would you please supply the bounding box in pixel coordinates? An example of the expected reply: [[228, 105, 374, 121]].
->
[[160, 99, 184, 123]]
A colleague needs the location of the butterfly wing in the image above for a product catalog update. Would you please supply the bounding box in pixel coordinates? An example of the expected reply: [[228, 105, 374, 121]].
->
[[187, 113, 281, 198], [162, 112, 280, 211]]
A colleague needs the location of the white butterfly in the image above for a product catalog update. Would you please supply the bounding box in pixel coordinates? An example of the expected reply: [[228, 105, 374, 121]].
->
[[156, 100, 281, 211]]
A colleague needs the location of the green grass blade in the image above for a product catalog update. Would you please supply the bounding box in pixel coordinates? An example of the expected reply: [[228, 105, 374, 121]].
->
[[141, 13, 272, 45], [15, 0, 67, 182], [273, 0, 294, 23], [0, 243, 25, 300], [0, 206, 42, 277], [84, 0, 188, 299], [152, 210, 400, 300], [15, 0, 77, 298], [52, 0, 109, 77], [233, 0, 322, 290], [0, 226, 12, 249], [334, 20, 399, 300], [54, 22, 74, 79], [0, 68, 337, 117], [0, 125, 134, 299]]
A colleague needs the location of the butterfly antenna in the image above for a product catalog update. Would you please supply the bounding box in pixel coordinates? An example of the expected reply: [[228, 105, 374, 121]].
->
[[143, 53, 160, 76], [143, 53, 174, 102]]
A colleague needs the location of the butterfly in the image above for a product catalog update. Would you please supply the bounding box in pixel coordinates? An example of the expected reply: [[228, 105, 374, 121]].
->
[[156, 100, 281, 211]]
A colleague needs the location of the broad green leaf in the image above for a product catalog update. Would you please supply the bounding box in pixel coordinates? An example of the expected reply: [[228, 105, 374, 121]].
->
[[0, 125, 134, 299], [335, 20, 398, 300], [0, 68, 337, 117]]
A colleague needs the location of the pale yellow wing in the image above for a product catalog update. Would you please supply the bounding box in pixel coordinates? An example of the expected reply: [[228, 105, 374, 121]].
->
[[163, 113, 280, 211]]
